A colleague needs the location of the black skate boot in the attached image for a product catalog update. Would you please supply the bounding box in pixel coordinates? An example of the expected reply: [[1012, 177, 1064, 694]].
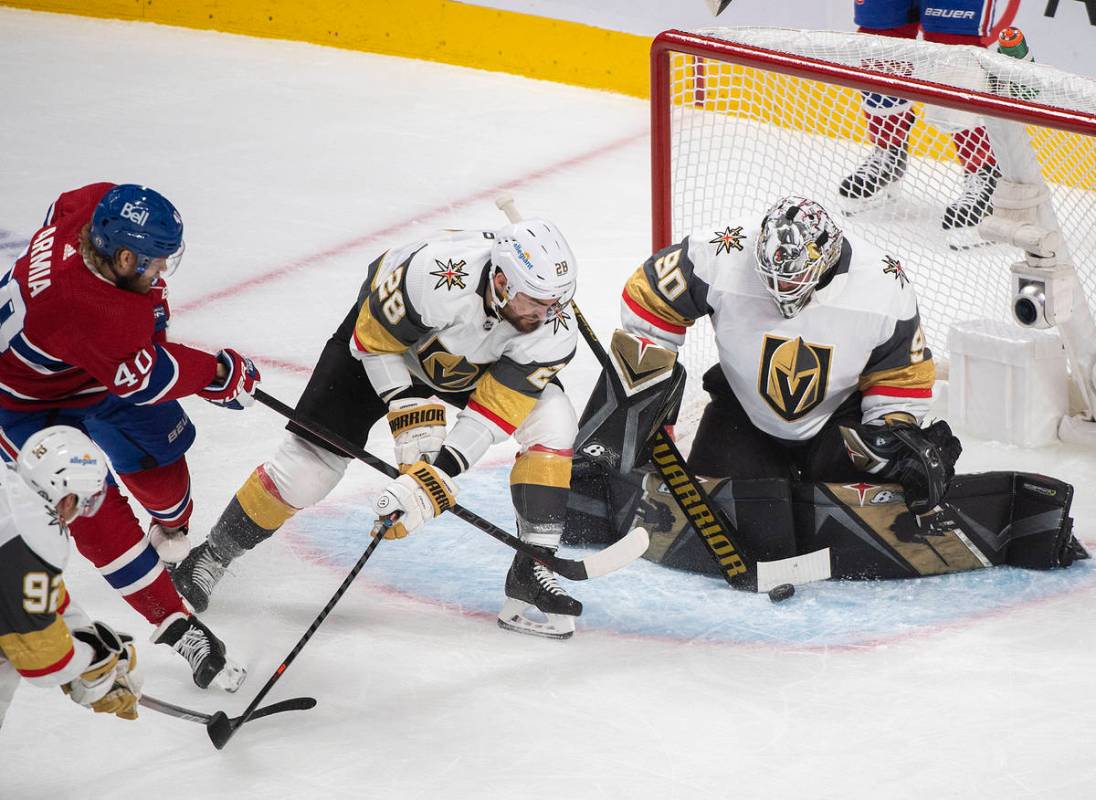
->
[[943, 163, 1000, 233], [171, 539, 237, 613], [838, 144, 908, 208], [153, 612, 246, 692], [497, 548, 582, 640]]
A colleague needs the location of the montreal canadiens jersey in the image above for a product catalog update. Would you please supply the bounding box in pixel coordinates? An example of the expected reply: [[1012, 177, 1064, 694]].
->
[[0, 183, 219, 410], [0, 465, 93, 687], [349, 229, 577, 447], [621, 218, 935, 441]]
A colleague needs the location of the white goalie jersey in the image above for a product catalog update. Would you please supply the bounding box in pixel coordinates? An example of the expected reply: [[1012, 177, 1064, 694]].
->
[[621, 218, 936, 441]]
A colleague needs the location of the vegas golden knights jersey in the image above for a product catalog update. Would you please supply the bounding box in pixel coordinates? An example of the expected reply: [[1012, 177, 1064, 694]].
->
[[349, 229, 577, 462], [621, 217, 935, 441], [0, 465, 94, 688]]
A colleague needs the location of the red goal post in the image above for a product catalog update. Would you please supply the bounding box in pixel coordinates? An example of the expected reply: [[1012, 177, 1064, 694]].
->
[[649, 27, 1096, 439]]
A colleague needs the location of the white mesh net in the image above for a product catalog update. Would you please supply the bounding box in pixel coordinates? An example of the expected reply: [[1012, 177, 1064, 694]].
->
[[657, 27, 1096, 443]]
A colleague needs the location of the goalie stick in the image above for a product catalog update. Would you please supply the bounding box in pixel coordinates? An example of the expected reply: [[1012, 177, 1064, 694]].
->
[[566, 301, 757, 591], [139, 693, 316, 726], [253, 389, 649, 581]]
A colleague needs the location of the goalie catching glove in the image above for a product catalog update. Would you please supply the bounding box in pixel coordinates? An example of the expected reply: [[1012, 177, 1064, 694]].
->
[[63, 621, 142, 720], [372, 461, 457, 539], [840, 419, 962, 515], [387, 398, 447, 469]]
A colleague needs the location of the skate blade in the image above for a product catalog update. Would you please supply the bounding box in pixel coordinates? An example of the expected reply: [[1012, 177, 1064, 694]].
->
[[837, 181, 902, 218], [946, 225, 996, 251], [497, 598, 575, 640], [210, 659, 247, 693]]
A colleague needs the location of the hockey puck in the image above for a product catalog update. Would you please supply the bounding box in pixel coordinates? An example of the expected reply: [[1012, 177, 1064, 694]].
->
[[767, 583, 795, 603]]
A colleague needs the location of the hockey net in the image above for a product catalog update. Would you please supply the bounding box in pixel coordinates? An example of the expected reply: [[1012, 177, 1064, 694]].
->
[[651, 28, 1096, 445]]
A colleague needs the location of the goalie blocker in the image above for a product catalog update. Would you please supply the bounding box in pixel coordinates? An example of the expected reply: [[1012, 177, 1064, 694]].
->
[[566, 331, 1088, 584]]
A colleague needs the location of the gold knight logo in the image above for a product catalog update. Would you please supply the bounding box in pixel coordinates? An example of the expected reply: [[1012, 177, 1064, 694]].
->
[[758, 334, 833, 421], [417, 336, 482, 391]]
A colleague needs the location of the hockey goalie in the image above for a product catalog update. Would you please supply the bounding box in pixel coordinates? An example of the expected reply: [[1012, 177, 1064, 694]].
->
[[566, 196, 1087, 585]]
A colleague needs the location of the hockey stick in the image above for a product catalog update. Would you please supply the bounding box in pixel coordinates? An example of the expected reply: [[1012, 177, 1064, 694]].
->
[[253, 389, 648, 580], [206, 529, 387, 749], [567, 300, 757, 590], [139, 693, 316, 726]]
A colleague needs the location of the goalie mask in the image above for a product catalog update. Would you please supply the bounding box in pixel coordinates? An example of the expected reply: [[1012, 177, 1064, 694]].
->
[[17, 426, 110, 518], [755, 197, 843, 319], [490, 218, 577, 309]]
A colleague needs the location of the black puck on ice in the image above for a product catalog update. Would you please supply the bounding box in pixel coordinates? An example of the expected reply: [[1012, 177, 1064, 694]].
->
[[767, 583, 795, 603]]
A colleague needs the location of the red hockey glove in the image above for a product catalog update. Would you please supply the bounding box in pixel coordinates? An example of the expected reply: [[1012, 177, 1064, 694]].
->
[[198, 349, 261, 410]]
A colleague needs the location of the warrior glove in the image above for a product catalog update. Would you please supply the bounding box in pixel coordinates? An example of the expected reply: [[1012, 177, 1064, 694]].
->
[[372, 461, 457, 539], [387, 398, 447, 470]]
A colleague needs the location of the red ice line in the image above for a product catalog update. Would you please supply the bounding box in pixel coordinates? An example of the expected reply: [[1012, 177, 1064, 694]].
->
[[174, 129, 648, 318]]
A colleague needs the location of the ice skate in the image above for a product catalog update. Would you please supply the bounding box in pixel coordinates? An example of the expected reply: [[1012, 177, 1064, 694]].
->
[[944, 164, 1000, 249], [171, 540, 231, 613], [153, 612, 246, 692], [837, 144, 908, 214], [497, 549, 582, 640]]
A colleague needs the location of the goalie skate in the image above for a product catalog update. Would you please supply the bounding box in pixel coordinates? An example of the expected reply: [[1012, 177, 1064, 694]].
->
[[497, 551, 581, 640]]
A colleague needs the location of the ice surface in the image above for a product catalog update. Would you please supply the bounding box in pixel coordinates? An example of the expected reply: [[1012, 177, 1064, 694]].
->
[[1, 10, 1095, 799]]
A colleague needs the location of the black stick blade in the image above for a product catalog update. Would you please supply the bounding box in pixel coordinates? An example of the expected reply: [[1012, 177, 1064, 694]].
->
[[206, 711, 237, 750]]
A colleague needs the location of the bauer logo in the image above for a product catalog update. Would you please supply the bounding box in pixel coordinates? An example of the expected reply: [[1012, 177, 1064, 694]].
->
[[120, 202, 150, 227], [923, 7, 975, 18]]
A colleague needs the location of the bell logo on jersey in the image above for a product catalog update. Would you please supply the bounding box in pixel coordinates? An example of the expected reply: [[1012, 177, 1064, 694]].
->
[[758, 334, 832, 421], [417, 336, 483, 391], [119, 202, 150, 227]]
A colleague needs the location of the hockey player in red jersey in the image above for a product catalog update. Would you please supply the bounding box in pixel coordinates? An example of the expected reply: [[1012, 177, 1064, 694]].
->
[[0, 183, 261, 690], [173, 214, 586, 638], [1, 427, 141, 726]]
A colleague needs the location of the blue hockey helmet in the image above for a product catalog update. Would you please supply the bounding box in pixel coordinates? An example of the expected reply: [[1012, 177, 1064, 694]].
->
[[90, 184, 185, 276]]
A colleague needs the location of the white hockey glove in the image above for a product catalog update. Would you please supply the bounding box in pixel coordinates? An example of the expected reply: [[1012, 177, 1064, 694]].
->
[[386, 398, 447, 469], [372, 461, 457, 540], [63, 621, 142, 720]]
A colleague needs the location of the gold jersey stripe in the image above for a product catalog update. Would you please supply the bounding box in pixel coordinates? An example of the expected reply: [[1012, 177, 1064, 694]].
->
[[470, 373, 538, 430], [624, 268, 695, 329], [859, 358, 936, 392], [510, 450, 572, 490], [236, 469, 298, 531], [0, 617, 73, 674], [353, 301, 409, 355]]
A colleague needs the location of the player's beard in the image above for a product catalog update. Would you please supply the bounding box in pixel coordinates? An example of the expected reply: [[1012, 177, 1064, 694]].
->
[[500, 304, 542, 333]]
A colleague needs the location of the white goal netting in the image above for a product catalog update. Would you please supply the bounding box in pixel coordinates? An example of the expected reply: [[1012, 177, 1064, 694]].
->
[[655, 27, 1096, 441]]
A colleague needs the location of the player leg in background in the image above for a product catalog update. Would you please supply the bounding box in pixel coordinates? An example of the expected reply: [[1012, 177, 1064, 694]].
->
[[497, 383, 582, 640], [172, 305, 385, 613], [919, 0, 1001, 230], [840, 0, 999, 231]]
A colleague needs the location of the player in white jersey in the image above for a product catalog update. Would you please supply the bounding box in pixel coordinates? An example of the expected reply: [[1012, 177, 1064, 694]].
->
[[621, 196, 959, 515], [0, 427, 142, 726], [173, 217, 587, 638]]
